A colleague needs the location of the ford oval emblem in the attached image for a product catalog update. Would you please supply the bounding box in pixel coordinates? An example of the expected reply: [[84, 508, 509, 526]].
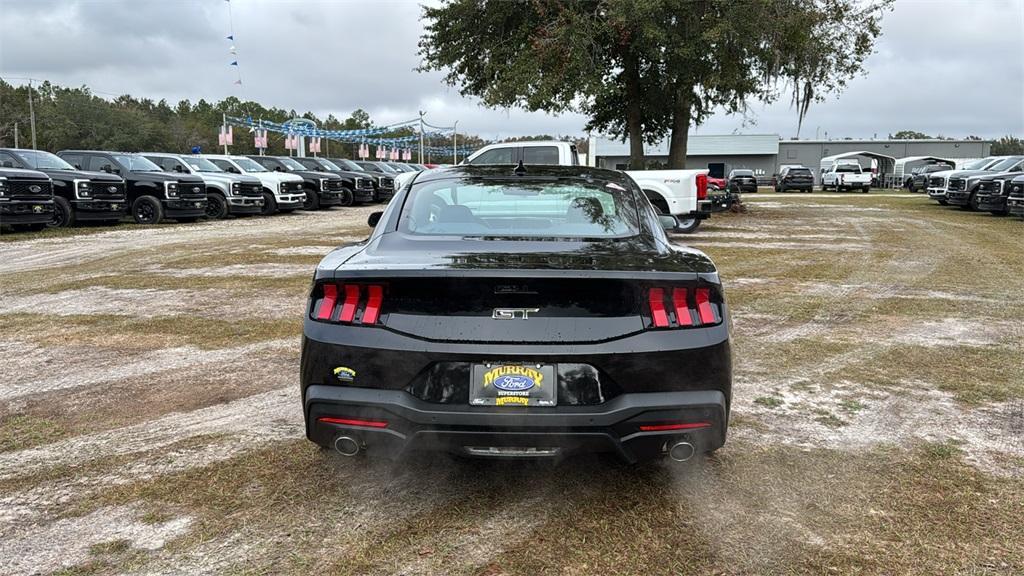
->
[[492, 374, 536, 392], [28, 185, 42, 193], [192, 186, 201, 193], [107, 186, 118, 193]]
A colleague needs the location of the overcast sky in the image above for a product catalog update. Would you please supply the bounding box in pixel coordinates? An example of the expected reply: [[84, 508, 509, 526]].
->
[[1, 0, 1021, 140]]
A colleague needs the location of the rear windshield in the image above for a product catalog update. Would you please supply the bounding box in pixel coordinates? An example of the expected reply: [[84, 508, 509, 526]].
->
[[399, 177, 641, 239], [732, 170, 754, 177], [789, 168, 812, 175], [836, 165, 861, 172]]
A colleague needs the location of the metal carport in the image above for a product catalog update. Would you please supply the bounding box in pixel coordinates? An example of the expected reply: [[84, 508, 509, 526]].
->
[[819, 151, 897, 187], [893, 156, 955, 184]]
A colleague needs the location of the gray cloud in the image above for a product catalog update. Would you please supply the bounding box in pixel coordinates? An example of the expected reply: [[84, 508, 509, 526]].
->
[[0, 0, 1020, 140]]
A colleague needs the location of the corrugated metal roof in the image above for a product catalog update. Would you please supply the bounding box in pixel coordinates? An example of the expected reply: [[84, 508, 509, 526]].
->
[[594, 134, 780, 157]]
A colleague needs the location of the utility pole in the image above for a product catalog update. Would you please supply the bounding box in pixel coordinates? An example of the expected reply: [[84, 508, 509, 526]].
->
[[13, 122, 18, 148], [452, 120, 458, 164], [222, 113, 229, 154], [27, 80, 37, 150], [418, 110, 425, 165]]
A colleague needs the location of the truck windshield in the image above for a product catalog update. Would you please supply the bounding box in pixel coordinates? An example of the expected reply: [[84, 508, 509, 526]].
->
[[186, 157, 225, 173], [336, 159, 363, 171], [113, 154, 161, 172], [13, 150, 75, 170], [233, 157, 268, 172], [317, 159, 342, 170], [399, 177, 641, 239], [279, 157, 307, 171], [987, 157, 1023, 172], [963, 158, 995, 170]]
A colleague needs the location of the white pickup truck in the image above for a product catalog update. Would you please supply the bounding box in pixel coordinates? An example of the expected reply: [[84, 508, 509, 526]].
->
[[821, 163, 871, 193], [453, 141, 712, 232]]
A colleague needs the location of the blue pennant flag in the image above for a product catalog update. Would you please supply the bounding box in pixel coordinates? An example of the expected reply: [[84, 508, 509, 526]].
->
[[227, 35, 234, 40], [230, 61, 238, 66]]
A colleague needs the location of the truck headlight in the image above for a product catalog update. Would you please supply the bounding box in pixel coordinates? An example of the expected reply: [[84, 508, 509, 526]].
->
[[0, 178, 7, 199], [75, 180, 92, 199], [279, 182, 287, 193], [166, 182, 179, 198], [231, 182, 241, 195], [320, 178, 329, 191]]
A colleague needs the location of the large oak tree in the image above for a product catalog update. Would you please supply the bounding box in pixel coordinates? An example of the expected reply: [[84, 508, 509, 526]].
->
[[419, 0, 890, 168]]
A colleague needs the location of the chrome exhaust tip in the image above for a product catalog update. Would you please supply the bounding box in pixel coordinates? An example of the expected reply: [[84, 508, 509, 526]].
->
[[668, 441, 695, 462], [333, 436, 361, 457]]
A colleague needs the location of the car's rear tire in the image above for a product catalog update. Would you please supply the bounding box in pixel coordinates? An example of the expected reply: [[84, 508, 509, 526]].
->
[[260, 190, 277, 215], [49, 196, 75, 228], [205, 193, 228, 219], [132, 196, 164, 224]]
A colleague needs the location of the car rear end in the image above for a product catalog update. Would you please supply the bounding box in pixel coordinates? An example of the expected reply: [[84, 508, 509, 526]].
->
[[300, 166, 731, 464], [730, 173, 758, 193], [780, 168, 814, 192]]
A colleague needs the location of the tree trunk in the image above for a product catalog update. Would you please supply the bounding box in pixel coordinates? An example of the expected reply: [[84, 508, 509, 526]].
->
[[623, 52, 645, 170], [667, 88, 691, 169]]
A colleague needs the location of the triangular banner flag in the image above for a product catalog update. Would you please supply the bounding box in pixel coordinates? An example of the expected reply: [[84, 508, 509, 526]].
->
[[227, 35, 234, 40]]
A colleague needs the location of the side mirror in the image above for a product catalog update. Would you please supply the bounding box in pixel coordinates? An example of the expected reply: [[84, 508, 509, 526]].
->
[[274, 166, 284, 172], [100, 164, 113, 173], [227, 166, 239, 174], [174, 165, 185, 173], [658, 214, 679, 231], [367, 211, 383, 228]]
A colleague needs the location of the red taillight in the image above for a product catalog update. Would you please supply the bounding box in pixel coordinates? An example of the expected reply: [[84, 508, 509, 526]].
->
[[314, 283, 385, 325], [339, 284, 360, 323], [696, 173, 708, 200], [648, 288, 669, 328], [316, 284, 337, 320], [647, 285, 720, 329], [318, 416, 388, 429], [695, 288, 716, 324], [671, 287, 692, 327], [639, 421, 712, 432]]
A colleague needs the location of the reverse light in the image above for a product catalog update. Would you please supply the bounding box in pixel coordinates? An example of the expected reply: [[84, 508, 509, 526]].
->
[[317, 416, 388, 428], [639, 421, 712, 432], [696, 173, 708, 200]]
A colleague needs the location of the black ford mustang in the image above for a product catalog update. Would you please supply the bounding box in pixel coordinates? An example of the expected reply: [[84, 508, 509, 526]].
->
[[300, 165, 731, 463]]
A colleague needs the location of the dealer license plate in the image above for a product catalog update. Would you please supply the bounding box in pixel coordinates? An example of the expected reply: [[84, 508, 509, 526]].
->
[[470, 363, 556, 407]]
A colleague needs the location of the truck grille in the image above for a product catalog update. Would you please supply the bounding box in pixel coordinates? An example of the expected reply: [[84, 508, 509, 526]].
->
[[379, 177, 395, 189], [356, 177, 374, 190], [929, 176, 946, 188], [977, 181, 1001, 196], [180, 183, 206, 198], [239, 182, 262, 196], [1008, 182, 1024, 198], [327, 179, 345, 192], [92, 181, 125, 199], [283, 182, 303, 193], [8, 179, 53, 198], [947, 178, 966, 192]]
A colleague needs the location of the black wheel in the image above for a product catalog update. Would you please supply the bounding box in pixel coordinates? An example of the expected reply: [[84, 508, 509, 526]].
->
[[132, 196, 164, 224], [49, 196, 75, 228], [862, 186, 870, 194], [205, 194, 228, 219], [303, 189, 320, 211], [968, 193, 980, 211], [339, 187, 355, 207], [260, 190, 277, 215]]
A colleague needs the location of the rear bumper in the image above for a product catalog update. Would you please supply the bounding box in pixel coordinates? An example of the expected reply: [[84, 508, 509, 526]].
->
[[780, 182, 812, 190], [306, 385, 728, 463]]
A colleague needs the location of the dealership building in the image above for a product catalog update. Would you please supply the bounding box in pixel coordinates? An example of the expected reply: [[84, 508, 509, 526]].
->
[[588, 134, 993, 184]]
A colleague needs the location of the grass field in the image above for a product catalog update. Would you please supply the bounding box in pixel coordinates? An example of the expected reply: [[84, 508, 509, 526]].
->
[[1, 193, 1022, 575]]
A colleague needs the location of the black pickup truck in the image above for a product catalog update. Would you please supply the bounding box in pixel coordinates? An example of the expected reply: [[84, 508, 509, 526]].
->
[[350, 160, 398, 202], [0, 148, 127, 227], [293, 157, 375, 205], [58, 151, 207, 224], [975, 172, 1024, 215], [247, 156, 346, 211], [905, 163, 952, 192], [946, 156, 1024, 210], [1003, 176, 1024, 218], [0, 167, 56, 230]]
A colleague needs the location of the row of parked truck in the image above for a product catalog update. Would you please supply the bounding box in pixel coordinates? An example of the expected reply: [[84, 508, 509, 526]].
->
[[923, 155, 1024, 218], [0, 148, 431, 230]]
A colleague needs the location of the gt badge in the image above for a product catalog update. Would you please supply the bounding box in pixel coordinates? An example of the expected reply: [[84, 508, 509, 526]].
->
[[333, 366, 356, 382]]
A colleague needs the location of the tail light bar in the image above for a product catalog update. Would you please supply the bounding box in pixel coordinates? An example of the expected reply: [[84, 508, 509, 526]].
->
[[313, 283, 385, 325], [696, 173, 708, 200], [647, 286, 720, 329]]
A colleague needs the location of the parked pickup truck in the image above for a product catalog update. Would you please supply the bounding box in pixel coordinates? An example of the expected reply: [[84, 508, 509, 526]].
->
[[142, 153, 264, 219], [821, 164, 871, 192], [0, 167, 55, 230], [460, 140, 712, 233], [58, 150, 206, 224], [201, 154, 305, 215], [945, 156, 1024, 210], [0, 148, 126, 227], [974, 171, 1024, 215], [927, 157, 1002, 204], [293, 156, 375, 205], [1006, 176, 1024, 218]]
